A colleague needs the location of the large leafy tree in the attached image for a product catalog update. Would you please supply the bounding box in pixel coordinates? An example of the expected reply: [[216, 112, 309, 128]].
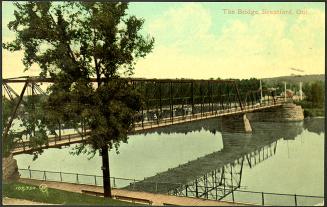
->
[[4, 2, 154, 197], [302, 81, 324, 108]]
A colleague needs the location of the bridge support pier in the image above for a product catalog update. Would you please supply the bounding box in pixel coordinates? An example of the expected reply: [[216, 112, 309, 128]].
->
[[220, 113, 252, 133], [243, 114, 252, 133], [246, 103, 304, 122]]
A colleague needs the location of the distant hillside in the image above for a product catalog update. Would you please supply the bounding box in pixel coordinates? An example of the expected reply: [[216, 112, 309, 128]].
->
[[262, 74, 325, 85]]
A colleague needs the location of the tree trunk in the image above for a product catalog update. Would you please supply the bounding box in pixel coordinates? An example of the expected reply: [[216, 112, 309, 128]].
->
[[101, 145, 111, 197], [95, 63, 111, 197]]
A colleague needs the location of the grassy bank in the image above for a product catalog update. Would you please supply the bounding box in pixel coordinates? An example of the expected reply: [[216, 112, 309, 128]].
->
[[3, 181, 139, 205]]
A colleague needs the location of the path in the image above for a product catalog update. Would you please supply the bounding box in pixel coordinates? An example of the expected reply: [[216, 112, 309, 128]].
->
[[19, 178, 255, 206], [3, 197, 56, 205]]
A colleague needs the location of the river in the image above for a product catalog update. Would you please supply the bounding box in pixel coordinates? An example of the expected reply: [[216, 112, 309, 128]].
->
[[14, 117, 324, 205]]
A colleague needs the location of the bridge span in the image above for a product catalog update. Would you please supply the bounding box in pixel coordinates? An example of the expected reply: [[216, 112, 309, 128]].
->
[[2, 76, 288, 155], [12, 100, 284, 155]]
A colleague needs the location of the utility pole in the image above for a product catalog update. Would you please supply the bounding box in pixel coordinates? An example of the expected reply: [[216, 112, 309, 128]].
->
[[299, 82, 303, 100], [284, 82, 287, 102], [260, 79, 263, 104]]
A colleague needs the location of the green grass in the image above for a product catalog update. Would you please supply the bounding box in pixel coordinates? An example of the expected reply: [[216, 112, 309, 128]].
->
[[3, 181, 141, 205]]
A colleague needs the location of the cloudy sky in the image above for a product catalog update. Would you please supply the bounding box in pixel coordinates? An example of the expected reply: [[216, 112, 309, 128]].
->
[[2, 2, 325, 80]]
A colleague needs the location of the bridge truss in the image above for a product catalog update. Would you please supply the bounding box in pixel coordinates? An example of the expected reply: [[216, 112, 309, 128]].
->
[[2, 76, 279, 153], [167, 141, 278, 201]]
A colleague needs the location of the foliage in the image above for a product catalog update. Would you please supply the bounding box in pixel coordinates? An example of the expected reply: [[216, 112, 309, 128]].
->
[[304, 81, 324, 108], [2, 96, 16, 156], [235, 78, 260, 93], [296, 81, 325, 108], [3, 182, 139, 205], [3, 2, 154, 157], [2, 96, 13, 131], [303, 108, 325, 118], [262, 74, 325, 86], [293, 80, 324, 117]]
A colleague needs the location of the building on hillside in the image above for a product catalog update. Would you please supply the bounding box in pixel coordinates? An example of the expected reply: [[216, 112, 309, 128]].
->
[[280, 89, 294, 98], [293, 91, 306, 101]]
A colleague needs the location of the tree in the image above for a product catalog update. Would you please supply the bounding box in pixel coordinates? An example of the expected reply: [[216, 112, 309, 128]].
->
[[301, 81, 324, 107], [309, 81, 324, 107], [4, 2, 154, 197], [2, 96, 17, 157]]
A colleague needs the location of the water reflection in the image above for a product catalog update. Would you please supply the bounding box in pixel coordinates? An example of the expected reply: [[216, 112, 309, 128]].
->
[[303, 117, 325, 135], [126, 118, 305, 199]]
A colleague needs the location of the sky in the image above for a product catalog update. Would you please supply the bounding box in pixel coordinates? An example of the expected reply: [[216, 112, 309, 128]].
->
[[2, 2, 325, 80]]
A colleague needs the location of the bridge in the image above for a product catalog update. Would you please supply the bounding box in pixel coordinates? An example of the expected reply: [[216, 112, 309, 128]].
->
[[3, 76, 287, 155]]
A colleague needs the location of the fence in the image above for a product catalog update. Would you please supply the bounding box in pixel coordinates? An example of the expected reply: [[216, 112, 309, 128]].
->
[[221, 188, 324, 206], [14, 97, 284, 151], [133, 97, 283, 130], [18, 168, 324, 206], [15, 133, 86, 150], [18, 168, 183, 193]]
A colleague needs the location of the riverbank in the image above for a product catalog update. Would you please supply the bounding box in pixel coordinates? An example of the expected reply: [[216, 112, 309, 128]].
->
[[293, 100, 324, 118], [3, 181, 137, 205], [303, 107, 325, 118]]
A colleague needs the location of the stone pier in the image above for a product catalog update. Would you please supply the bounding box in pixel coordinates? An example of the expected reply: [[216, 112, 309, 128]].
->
[[2, 153, 20, 182], [246, 103, 304, 122], [220, 113, 253, 133], [220, 103, 304, 133]]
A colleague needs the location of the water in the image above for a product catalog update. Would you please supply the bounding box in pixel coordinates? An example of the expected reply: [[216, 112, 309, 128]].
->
[[14, 117, 324, 205], [222, 119, 324, 205]]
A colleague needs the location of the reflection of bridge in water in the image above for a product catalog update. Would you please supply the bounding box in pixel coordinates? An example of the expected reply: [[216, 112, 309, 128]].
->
[[125, 119, 304, 201]]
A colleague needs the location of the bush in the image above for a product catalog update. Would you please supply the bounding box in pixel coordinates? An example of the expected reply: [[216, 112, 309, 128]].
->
[[303, 108, 325, 118]]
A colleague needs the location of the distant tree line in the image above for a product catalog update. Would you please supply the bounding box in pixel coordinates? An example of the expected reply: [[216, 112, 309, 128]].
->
[[290, 80, 325, 117], [302, 81, 325, 108]]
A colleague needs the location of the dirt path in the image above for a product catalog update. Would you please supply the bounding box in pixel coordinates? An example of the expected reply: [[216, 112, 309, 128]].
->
[[3, 197, 56, 205], [19, 178, 254, 206]]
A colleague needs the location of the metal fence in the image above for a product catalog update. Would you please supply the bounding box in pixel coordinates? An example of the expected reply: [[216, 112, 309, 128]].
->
[[18, 168, 183, 192], [219, 187, 324, 206], [18, 169, 324, 206], [13, 97, 284, 151], [133, 97, 283, 130]]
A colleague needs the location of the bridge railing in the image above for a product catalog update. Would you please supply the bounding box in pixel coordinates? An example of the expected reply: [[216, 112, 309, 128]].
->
[[18, 168, 324, 206], [13, 132, 90, 152], [13, 96, 286, 152], [133, 99, 284, 130]]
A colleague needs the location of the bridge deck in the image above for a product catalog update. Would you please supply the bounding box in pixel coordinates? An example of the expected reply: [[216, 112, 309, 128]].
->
[[12, 102, 283, 155], [18, 178, 253, 206]]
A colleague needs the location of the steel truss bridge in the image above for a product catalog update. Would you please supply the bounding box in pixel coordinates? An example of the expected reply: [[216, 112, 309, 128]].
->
[[3, 76, 286, 155]]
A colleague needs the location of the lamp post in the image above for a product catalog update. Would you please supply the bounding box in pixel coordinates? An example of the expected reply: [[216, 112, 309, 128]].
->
[[299, 81, 303, 100], [260, 79, 263, 104], [284, 82, 287, 102]]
